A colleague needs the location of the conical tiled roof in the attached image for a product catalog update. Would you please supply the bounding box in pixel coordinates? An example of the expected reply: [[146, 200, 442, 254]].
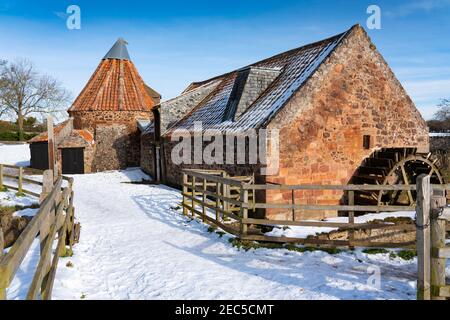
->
[[69, 39, 158, 112]]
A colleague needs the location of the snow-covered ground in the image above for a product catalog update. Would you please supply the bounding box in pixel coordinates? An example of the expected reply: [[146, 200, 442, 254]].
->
[[267, 211, 416, 239], [0, 143, 30, 166], [1, 143, 443, 300]]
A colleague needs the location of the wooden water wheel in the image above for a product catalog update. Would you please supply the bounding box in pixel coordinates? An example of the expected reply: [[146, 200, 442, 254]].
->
[[352, 148, 444, 207]]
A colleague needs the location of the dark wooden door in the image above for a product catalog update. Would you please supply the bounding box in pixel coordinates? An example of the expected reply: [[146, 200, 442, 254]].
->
[[30, 142, 49, 170], [62, 148, 84, 174]]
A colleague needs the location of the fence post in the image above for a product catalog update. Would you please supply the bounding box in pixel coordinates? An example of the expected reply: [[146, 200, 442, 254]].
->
[[18, 167, 23, 194], [0, 164, 3, 190], [215, 182, 221, 222], [40, 170, 54, 204], [222, 172, 229, 214], [348, 190, 355, 247], [0, 226, 4, 299], [202, 179, 206, 223], [182, 173, 188, 215], [39, 170, 54, 295], [191, 176, 196, 217], [291, 190, 295, 221], [430, 194, 446, 300], [0, 227, 4, 259], [416, 174, 431, 300], [239, 186, 249, 238]]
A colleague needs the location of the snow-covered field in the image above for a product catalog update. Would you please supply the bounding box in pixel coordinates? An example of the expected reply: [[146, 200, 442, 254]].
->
[[1, 143, 443, 300]]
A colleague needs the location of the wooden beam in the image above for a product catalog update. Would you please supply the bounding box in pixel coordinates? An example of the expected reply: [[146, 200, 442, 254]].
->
[[239, 187, 249, 237], [47, 116, 56, 177], [250, 203, 414, 212], [416, 174, 431, 300], [431, 217, 446, 300], [0, 164, 3, 190]]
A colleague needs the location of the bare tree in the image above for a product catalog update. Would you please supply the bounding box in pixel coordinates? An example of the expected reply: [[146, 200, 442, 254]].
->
[[0, 59, 71, 140], [0, 60, 8, 118], [434, 98, 450, 121]]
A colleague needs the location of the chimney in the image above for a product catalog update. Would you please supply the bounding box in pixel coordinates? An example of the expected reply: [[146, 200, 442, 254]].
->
[[223, 66, 282, 121]]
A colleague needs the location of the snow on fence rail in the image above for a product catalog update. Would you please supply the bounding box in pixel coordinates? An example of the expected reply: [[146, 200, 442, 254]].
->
[[181, 169, 450, 248], [0, 165, 77, 300]]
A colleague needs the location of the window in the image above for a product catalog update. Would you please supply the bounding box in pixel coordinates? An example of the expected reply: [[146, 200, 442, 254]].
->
[[363, 135, 371, 150]]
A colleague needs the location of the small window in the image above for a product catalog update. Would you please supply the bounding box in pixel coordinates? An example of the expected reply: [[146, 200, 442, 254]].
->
[[363, 135, 371, 150]]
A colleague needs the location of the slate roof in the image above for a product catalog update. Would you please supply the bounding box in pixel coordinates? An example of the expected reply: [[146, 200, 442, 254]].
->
[[166, 26, 352, 134], [68, 39, 158, 112], [103, 38, 131, 60]]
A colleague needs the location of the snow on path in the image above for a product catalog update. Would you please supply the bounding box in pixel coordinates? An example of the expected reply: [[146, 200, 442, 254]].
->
[[1, 144, 419, 300], [47, 169, 417, 300]]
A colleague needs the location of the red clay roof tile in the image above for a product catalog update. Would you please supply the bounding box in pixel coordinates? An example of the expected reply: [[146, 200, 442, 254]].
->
[[68, 59, 157, 112]]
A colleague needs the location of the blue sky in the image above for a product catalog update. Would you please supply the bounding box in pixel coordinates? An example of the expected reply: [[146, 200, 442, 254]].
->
[[0, 0, 449, 119]]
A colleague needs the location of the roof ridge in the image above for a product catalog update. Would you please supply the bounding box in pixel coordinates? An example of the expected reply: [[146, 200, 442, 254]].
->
[[186, 25, 355, 89]]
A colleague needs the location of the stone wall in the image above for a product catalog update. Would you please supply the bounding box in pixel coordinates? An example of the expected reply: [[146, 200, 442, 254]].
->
[[57, 132, 95, 173], [161, 134, 263, 189], [140, 132, 156, 178], [264, 25, 428, 220], [70, 110, 152, 171]]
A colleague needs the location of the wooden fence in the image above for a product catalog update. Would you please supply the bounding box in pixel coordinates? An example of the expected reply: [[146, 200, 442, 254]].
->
[[0, 165, 77, 300], [416, 175, 450, 300], [182, 169, 449, 248]]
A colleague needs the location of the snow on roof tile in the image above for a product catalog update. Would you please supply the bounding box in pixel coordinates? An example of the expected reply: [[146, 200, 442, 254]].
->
[[167, 27, 351, 134]]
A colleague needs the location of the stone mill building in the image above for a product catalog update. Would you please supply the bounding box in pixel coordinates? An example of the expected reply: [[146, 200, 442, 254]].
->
[[139, 24, 430, 220], [29, 38, 160, 174]]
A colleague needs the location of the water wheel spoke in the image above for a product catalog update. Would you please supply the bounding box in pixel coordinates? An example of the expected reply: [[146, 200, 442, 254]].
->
[[400, 163, 414, 205]]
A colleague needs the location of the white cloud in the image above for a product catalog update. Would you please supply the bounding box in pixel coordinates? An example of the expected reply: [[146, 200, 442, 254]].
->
[[403, 79, 450, 102], [386, 0, 450, 17]]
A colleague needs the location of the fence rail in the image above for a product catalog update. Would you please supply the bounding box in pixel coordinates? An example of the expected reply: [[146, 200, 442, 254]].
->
[[181, 169, 448, 248], [0, 164, 77, 300]]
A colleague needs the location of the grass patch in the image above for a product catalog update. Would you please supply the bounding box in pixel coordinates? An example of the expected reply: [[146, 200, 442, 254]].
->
[[0, 186, 8, 192], [15, 192, 25, 197], [80, 293, 86, 299], [0, 203, 39, 215], [216, 231, 226, 238], [207, 226, 216, 233], [228, 238, 342, 254], [362, 248, 390, 255], [0, 205, 17, 215], [394, 250, 417, 261], [60, 247, 73, 258], [66, 261, 74, 268]]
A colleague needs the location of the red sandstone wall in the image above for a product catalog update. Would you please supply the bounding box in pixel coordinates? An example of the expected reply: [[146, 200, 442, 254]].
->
[[264, 26, 429, 220]]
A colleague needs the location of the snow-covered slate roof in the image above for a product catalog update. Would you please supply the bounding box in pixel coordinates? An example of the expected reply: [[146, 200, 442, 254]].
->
[[166, 26, 351, 135]]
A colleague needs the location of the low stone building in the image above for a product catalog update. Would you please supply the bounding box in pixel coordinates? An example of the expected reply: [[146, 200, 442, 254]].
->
[[29, 119, 95, 174], [29, 38, 160, 174], [141, 24, 429, 220]]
